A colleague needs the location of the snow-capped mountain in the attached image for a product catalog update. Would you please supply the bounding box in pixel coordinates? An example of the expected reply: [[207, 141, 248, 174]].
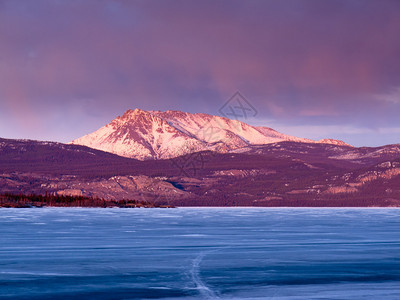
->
[[71, 109, 350, 160]]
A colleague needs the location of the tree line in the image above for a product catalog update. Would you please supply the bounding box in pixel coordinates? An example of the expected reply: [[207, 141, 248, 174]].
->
[[0, 193, 174, 208]]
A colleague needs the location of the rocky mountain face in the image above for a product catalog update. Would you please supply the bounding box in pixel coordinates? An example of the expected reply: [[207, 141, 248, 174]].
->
[[1, 138, 400, 206], [71, 109, 349, 160]]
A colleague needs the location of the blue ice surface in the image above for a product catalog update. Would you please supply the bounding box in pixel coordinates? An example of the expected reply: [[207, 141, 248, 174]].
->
[[0, 207, 399, 299]]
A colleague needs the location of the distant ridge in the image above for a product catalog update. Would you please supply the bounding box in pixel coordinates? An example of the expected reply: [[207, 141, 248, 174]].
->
[[2, 137, 400, 206], [71, 108, 351, 160]]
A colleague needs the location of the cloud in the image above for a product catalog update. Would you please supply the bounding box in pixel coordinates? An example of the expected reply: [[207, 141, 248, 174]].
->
[[1, 0, 400, 145], [376, 87, 400, 104]]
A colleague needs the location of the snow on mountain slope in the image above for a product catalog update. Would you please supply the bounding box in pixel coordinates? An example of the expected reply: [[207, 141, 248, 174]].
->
[[151, 110, 312, 145], [71, 108, 351, 160], [255, 126, 315, 143]]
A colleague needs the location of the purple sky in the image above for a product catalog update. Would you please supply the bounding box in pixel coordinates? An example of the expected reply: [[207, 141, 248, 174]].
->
[[1, 0, 400, 146]]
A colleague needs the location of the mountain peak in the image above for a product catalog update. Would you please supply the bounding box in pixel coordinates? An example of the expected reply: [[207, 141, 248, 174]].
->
[[121, 108, 147, 118], [71, 108, 352, 160]]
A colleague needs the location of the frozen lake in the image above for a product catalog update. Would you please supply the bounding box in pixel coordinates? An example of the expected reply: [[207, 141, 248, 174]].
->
[[0, 207, 399, 299]]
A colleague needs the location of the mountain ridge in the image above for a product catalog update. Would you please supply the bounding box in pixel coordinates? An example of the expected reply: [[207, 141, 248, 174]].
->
[[1, 137, 400, 207]]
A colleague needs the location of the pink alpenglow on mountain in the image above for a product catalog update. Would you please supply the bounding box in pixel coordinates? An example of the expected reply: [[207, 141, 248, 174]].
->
[[71, 109, 351, 160]]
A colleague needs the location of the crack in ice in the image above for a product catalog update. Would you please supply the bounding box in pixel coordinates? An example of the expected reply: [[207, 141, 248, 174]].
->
[[190, 250, 220, 299]]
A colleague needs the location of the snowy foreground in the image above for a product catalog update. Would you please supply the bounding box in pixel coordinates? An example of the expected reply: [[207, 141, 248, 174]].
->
[[0, 208, 399, 299]]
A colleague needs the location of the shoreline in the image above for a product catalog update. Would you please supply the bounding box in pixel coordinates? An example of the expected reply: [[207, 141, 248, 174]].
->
[[1, 205, 399, 209]]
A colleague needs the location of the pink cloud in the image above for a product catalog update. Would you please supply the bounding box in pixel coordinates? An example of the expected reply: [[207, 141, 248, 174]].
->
[[1, 0, 400, 145]]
